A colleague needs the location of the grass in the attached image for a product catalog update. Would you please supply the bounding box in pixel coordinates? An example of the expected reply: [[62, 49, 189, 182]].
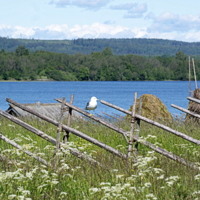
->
[[0, 114, 200, 200]]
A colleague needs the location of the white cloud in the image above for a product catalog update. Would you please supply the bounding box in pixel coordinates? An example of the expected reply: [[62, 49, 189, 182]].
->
[[110, 3, 137, 10], [49, 0, 110, 10], [124, 3, 148, 18], [148, 11, 200, 32], [0, 21, 200, 42]]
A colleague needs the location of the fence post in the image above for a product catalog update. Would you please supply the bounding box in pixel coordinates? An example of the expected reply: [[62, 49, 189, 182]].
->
[[128, 92, 137, 159], [133, 97, 142, 158], [63, 94, 74, 143], [56, 97, 66, 150], [54, 97, 66, 168]]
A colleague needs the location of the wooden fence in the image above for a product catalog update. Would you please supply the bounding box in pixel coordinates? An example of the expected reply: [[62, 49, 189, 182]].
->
[[0, 93, 200, 170]]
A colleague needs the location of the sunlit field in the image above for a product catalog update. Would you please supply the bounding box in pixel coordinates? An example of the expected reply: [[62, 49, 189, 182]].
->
[[1, 115, 200, 200]]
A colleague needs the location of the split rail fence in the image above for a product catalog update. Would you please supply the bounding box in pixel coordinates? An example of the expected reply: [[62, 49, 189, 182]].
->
[[0, 93, 200, 170]]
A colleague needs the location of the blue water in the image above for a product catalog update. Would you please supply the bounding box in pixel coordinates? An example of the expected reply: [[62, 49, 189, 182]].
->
[[0, 81, 196, 117]]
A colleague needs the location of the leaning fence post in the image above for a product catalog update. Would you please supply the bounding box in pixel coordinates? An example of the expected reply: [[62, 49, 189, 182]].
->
[[56, 97, 66, 150], [54, 97, 66, 168], [63, 94, 74, 143], [128, 92, 137, 159], [133, 97, 142, 158]]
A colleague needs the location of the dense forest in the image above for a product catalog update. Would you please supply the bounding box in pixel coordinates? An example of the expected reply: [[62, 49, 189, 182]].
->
[[1, 37, 200, 56], [0, 45, 199, 81]]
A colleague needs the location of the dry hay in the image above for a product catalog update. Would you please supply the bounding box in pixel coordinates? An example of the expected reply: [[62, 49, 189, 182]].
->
[[126, 94, 172, 121], [185, 88, 200, 123]]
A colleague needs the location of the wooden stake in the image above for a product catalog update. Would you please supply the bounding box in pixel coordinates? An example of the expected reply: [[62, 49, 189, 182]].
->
[[133, 97, 142, 158], [187, 96, 200, 104], [128, 92, 137, 158], [171, 103, 200, 120], [56, 97, 66, 150], [192, 58, 198, 89], [63, 94, 74, 143]]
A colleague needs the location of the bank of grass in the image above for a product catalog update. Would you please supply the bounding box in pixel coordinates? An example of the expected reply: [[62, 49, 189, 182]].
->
[[0, 115, 200, 200]]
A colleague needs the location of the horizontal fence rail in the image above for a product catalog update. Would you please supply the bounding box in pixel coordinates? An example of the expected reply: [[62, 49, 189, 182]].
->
[[0, 133, 50, 167], [171, 104, 200, 119], [187, 96, 200, 104]]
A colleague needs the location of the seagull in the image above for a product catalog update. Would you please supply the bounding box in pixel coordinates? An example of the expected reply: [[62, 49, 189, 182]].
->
[[85, 96, 99, 115]]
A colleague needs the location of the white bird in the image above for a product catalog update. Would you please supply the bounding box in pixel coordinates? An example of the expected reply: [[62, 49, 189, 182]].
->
[[85, 97, 99, 114]]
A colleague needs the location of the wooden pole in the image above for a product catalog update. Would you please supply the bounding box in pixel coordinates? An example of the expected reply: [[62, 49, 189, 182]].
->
[[187, 96, 200, 104], [0, 133, 50, 167], [63, 94, 74, 143], [54, 97, 66, 168], [101, 99, 200, 145], [171, 103, 200, 120], [192, 58, 198, 89], [0, 110, 103, 167], [128, 92, 137, 158], [188, 56, 192, 96], [56, 97, 66, 150], [134, 97, 142, 157]]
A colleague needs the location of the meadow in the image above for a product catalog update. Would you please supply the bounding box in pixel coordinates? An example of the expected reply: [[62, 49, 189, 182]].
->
[[0, 114, 200, 200]]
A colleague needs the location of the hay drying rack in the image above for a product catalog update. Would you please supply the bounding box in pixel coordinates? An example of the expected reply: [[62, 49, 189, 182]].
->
[[1, 93, 200, 171]]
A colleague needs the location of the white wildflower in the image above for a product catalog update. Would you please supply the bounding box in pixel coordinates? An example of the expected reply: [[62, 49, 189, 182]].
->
[[153, 168, 164, 174], [8, 194, 17, 199], [89, 187, 100, 194], [116, 174, 124, 179], [51, 179, 59, 185], [26, 172, 33, 180], [144, 182, 151, 188], [157, 174, 164, 180], [37, 184, 48, 190], [8, 124, 15, 128], [146, 193, 157, 199], [18, 196, 25, 200], [123, 183, 131, 188], [194, 174, 200, 180], [100, 182, 111, 186], [22, 190, 31, 196]]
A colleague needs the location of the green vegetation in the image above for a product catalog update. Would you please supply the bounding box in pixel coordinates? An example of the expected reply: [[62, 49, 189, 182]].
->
[[1, 37, 200, 56], [1, 116, 200, 200], [0, 45, 199, 81]]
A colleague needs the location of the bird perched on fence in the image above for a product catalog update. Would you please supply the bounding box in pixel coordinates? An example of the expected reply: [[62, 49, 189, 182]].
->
[[85, 96, 99, 115]]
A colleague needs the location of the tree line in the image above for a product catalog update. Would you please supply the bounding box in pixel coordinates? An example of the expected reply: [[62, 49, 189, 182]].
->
[[1, 37, 200, 56], [0, 45, 199, 81]]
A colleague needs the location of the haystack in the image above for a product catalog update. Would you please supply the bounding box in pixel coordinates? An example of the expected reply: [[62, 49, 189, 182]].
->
[[185, 88, 200, 123], [126, 94, 172, 121]]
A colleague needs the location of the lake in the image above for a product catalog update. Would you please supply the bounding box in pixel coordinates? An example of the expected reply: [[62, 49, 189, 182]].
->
[[0, 81, 196, 117]]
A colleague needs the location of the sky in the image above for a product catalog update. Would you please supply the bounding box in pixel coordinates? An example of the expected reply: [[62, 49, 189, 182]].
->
[[1, 0, 200, 42]]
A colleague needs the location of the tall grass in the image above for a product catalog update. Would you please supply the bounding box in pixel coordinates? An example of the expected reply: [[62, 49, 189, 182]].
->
[[0, 115, 200, 200]]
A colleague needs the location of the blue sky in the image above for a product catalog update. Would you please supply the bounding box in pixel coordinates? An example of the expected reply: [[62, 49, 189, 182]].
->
[[1, 0, 200, 42]]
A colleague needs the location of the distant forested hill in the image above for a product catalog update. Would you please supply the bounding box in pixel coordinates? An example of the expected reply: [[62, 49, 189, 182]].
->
[[1, 37, 200, 56]]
